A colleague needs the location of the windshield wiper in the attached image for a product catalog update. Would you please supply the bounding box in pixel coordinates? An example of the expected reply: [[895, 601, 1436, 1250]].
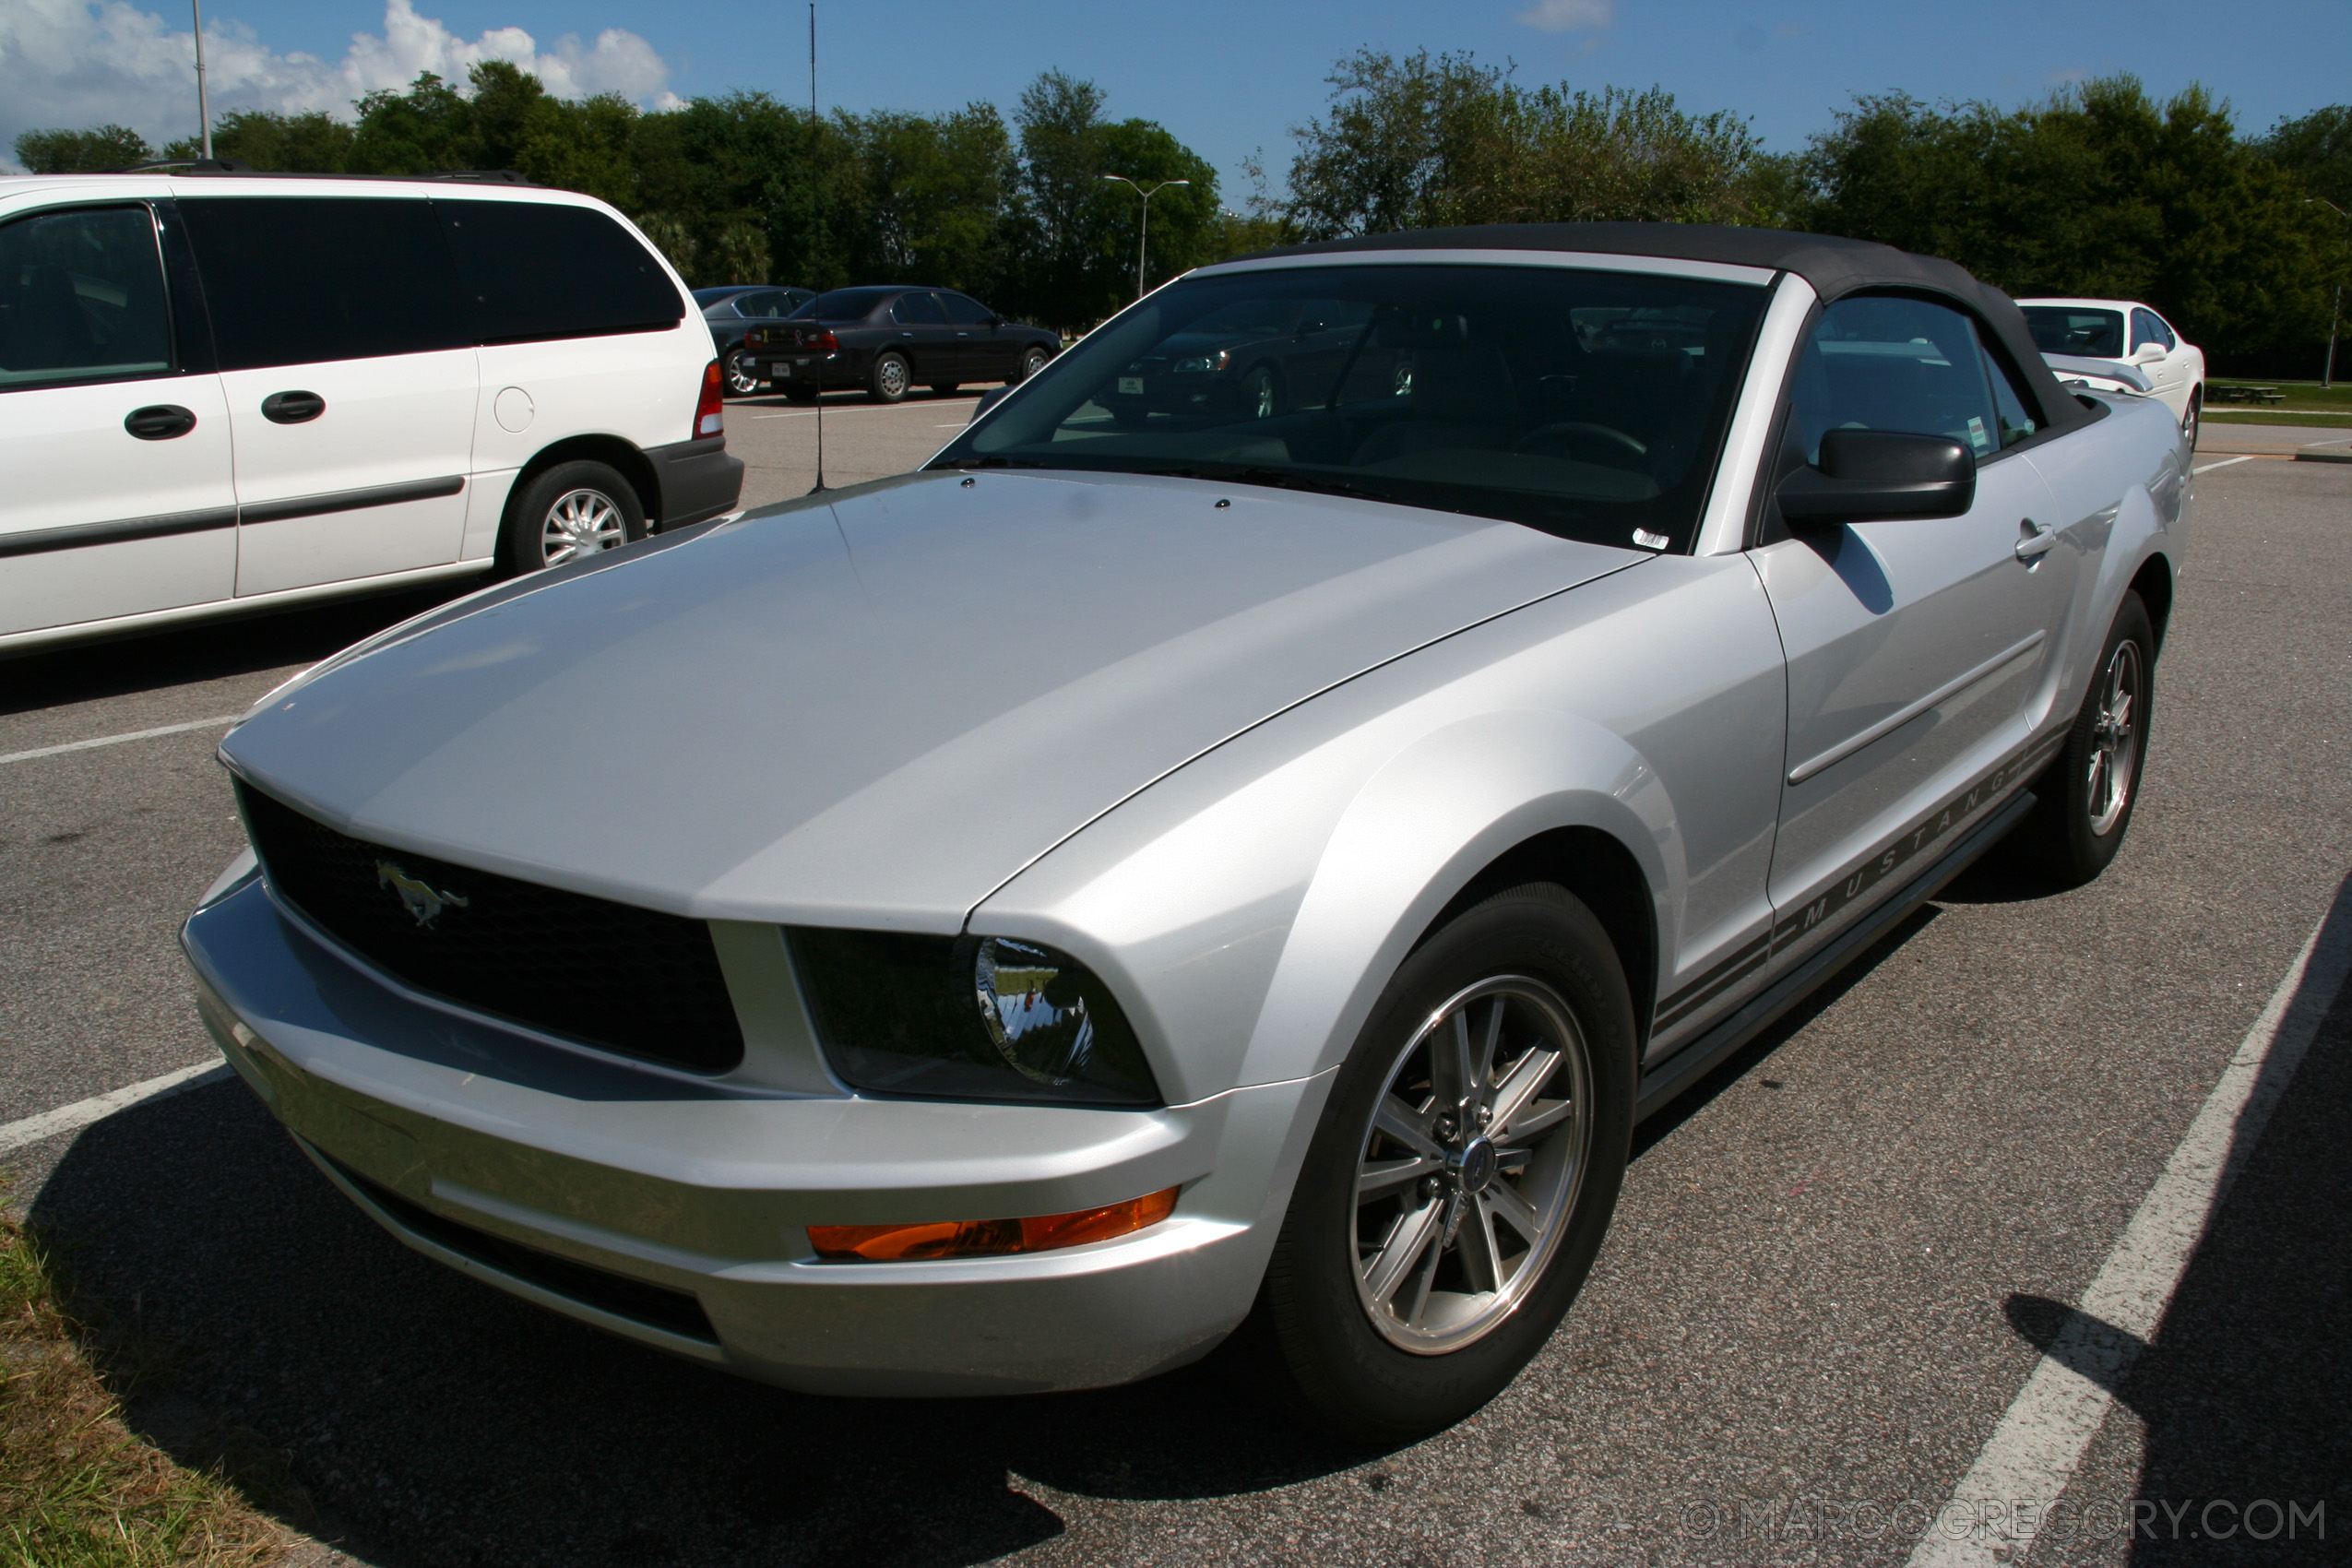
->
[[1158, 464, 1398, 506], [930, 454, 1050, 470]]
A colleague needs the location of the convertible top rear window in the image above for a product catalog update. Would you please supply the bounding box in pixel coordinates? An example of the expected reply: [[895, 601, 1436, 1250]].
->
[[929, 263, 1769, 552]]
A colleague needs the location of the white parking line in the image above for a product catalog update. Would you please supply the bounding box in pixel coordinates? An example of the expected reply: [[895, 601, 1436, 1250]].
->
[[0, 713, 241, 767], [2192, 455, 2255, 474], [1906, 900, 2352, 1566], [0, 1060, 232, 1158]]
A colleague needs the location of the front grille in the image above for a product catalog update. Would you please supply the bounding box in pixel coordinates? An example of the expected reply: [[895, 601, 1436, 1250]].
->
[[236, 781, 744, 1073], [327, 1154, 719, 1343]]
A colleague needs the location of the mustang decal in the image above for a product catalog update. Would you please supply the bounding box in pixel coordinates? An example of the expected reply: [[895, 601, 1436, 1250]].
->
[[375, 860, 469, 928]]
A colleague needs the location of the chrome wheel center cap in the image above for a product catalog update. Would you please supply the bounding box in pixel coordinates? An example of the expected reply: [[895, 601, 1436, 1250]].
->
[[1455, 1136, 1498, 1194]]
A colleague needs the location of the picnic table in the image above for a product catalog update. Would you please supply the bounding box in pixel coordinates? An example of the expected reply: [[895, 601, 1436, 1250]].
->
[[2211, 385, 2287, 405]]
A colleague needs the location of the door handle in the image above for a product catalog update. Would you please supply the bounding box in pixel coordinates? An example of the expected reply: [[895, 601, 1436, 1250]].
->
[[124, 404, 197, 440], [2014, 518, 2058, 562], [260, 390, 327, 424]]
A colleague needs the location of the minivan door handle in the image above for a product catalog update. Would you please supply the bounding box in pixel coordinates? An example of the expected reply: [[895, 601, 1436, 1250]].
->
[[124, 404, 198, 440], [260, 390, 327, 424]]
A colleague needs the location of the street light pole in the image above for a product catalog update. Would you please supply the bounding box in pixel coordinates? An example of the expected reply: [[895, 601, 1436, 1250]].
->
[[2310, 198, 2349, 389], [192, 0, 212, 160], [1099, 174, 1190, 301]]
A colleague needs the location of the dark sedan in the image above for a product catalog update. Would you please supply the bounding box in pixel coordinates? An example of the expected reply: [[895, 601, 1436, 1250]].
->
[[696, 284, 816, 395], [745, 287, 1060, 402]]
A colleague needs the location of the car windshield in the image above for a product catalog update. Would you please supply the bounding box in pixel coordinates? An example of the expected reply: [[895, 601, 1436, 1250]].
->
[[790, 287, 897, 321], [2022, 306, 2125, 358], [929, 263, 1770, 551]]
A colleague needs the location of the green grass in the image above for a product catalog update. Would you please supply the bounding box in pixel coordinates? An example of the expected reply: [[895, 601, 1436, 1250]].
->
[[2207, 378, 2352, 412], [2202, 409, 2352, 426], [0, 1203, 286, 1567]]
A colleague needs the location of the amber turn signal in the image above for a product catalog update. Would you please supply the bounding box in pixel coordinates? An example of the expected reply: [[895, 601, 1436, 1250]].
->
[[808, 1186, 1180, 1262]]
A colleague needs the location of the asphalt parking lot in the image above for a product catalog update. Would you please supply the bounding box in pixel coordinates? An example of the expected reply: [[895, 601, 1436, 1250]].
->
[[1, 431, 2346, 1566]]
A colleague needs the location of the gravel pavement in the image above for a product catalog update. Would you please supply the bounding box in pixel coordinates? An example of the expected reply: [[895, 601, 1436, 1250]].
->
[[0, 437, 2345, 1567]]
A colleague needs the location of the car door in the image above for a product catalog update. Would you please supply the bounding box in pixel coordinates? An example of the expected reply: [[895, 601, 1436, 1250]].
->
[[886, 291, 956, 384], [1752, 294, 2075, 961], [2132, 307, 2186, 419], [179, 196, 477, 598], [0, 199, 236, 639], [940, 291, 1013, 382]]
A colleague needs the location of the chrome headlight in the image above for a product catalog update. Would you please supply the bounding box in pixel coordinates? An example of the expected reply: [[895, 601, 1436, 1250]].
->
[[790, 929, 1160, 1107], [1172, 350, 1231, 374]]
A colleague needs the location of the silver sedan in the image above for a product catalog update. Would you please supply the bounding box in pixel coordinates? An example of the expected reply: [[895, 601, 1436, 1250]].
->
[[182, 223, 2187, 1441]]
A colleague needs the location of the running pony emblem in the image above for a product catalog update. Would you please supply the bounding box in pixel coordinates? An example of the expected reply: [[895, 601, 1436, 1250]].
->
[[375, 860, 470, 928]]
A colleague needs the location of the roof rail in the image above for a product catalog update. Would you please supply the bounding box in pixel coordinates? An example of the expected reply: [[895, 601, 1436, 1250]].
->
[[120, 158, 255, 174], [430, 170, 536, 185]]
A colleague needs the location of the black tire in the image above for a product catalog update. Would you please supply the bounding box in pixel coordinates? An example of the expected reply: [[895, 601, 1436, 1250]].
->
[[724, 348, 764, 398], [783, 384, 820, 406], [1252, 883, 1635, 1443], [929, 382, 959, 396], [2181, 388, 2201, 446], [1016, 345, 1050, 382], [2013, 591, 2156, 886], [869, 351, 910, 403], [500, 460, 646, 576]]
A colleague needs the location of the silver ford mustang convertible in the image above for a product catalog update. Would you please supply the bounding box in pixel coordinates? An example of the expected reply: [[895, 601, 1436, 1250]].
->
[[182, 224, 2186, 1440]]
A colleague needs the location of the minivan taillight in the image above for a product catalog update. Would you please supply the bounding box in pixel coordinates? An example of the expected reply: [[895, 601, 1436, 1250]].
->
[[695, 360, 724, 439]]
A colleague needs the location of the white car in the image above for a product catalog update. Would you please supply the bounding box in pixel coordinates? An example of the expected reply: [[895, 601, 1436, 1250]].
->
[[0, 171, 742, 654], [2019, 297, 2205, 438]]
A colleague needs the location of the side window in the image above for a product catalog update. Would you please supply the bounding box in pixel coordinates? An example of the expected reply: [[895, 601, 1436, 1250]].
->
[[1791, 295, 2005, 463], [1981, 346, 2041, 448], [939, 292, 994, 326], [438, 200, 685, 345], [2132, 308, 2169, 353], [0, 205, 172, 388], [890, 291, 946, 325], [180, 198, 466, 371], [735, 291, 789, 318]]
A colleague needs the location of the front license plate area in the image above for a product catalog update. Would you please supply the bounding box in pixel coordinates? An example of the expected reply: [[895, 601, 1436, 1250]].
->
[[1117, 377, 1145, 396]]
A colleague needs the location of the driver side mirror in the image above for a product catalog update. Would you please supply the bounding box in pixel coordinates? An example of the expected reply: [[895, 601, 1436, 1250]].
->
[[1777, 429, 1976, 529]]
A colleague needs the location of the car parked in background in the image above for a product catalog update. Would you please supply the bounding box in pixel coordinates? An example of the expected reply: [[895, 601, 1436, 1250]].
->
[[746, 286, 1059, 402], [695, 284, 814, 397], [185, 223, 2186, 1442], [2020, 297, 2205, 439], [0, 171, 741, 654]]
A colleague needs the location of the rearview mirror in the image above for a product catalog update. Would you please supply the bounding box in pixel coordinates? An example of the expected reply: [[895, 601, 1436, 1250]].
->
[[1777, 429, 1976, 529]]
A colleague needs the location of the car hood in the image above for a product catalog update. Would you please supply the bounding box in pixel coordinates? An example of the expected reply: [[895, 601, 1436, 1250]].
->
[[221, 469, 1635, 929]]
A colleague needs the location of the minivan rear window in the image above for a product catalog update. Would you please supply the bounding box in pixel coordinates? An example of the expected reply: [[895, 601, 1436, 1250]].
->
[[180, 196, 469, 371], [439, 201, 683, 344]]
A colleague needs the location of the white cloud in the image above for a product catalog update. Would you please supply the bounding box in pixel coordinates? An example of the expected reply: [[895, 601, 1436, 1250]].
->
[[1515, 0, 1614, 31], [1, 0, 675, 169]]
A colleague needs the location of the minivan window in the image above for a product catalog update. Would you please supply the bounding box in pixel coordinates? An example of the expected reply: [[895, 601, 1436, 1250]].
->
[[439, 200, 683, 345], [180, 197, 468, 370], [0, 205, 172, 388]]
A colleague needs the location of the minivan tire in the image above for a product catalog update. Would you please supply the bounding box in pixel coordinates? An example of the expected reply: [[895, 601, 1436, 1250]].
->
[[502, 460, 647, 576]]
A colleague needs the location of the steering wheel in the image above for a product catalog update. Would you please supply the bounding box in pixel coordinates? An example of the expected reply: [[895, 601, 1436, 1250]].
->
[[1514, 422, 1648, 462]]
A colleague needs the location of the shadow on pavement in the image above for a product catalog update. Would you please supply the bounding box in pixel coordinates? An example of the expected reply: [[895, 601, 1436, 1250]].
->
[[2000, 871, 2351, 1562], [29, 1084, 1369, 1568], [0, 583, 473, 718]]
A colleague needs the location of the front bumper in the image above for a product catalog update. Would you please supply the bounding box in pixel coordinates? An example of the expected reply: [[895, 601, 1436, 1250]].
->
[[646, 435, 743, 533], [181, 876, 1317, 1396]]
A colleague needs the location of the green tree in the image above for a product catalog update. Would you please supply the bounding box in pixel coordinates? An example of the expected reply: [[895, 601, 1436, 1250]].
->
[[1801, 77, 2334, 360], [2261, 105, 2352, 210], [14, 125, 154, 172], [347, 72, 471, 173], [1283, 50, 1771, 239], [163, 110, 354, 172]]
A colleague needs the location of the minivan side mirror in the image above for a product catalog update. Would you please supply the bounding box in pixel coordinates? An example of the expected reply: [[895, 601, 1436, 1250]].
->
[[1777, 429, 1976, 529]]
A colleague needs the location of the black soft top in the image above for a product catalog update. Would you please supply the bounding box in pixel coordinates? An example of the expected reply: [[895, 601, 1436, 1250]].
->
[[1241, 222, 2087, 431]]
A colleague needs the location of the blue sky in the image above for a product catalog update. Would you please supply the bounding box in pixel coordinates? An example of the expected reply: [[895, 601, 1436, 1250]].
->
[[9, 1, 2347, 189]]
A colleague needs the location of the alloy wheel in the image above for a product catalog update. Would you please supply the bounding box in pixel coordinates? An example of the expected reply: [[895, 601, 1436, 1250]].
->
[[726, 350, 761, 397], [2085, 639, 2142, 837], [539, 487, 625, 567], [1351, 976, 1594, 1353], [876, 355, 909, 399]]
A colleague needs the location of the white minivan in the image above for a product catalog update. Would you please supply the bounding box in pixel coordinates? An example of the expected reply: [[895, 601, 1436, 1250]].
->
[[0, 171, 741, 653]]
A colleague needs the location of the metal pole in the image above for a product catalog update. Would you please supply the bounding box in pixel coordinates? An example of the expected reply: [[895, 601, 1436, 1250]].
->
[[192, 0, 212, 160], [807, 1, 826, 494], [1137, 188, 1149, 300], [2328, 279, 2340, 390]]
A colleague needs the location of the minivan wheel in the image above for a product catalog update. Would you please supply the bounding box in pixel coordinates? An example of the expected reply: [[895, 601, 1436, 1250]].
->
[[502, 460, 646, 576], [870, 351, 910, 403], [1252, 882, 1634, 1443]]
